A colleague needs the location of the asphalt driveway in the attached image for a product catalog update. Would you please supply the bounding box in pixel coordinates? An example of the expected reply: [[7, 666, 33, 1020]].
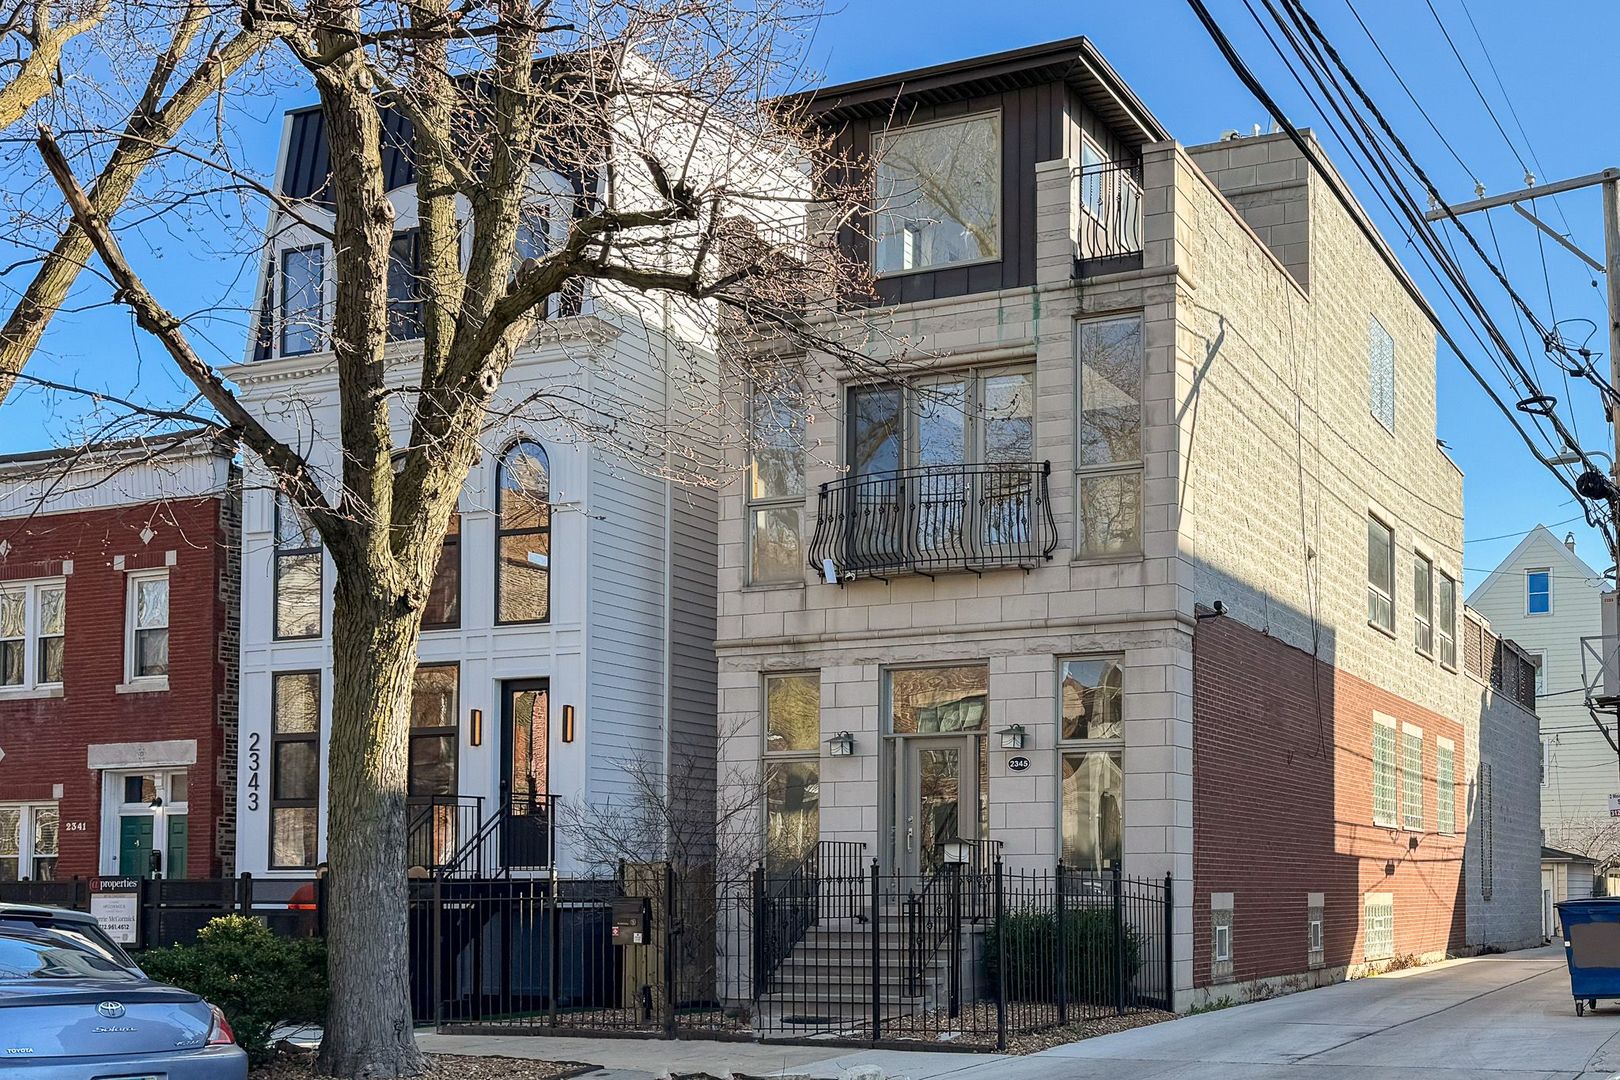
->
[[951, 945, 1611, 1080]]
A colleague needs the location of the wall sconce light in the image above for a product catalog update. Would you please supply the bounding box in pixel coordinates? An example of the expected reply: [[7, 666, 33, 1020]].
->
[[827, 730, 855, 757], [999, 724, 1028, 750], [562, 705, 576, 743], [470, 709, 483, 747]]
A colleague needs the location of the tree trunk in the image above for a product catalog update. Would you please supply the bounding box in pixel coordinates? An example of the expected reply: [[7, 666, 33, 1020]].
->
[[317, 571, 428, 1078]]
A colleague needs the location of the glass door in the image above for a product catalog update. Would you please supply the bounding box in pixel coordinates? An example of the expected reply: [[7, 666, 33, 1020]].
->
[[500, 679, 550, 869], [895, 736, 978, 878], [847, 385, 905, 571]]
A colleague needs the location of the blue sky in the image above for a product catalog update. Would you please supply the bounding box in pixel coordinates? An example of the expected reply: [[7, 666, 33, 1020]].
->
[[4, 0, 1616, 589]]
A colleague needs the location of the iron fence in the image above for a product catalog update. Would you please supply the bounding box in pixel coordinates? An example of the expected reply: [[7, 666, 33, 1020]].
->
[[412, 859, 1172, 1051], [808, 462, 1059, 581], [1075, 158, 1145, 262]]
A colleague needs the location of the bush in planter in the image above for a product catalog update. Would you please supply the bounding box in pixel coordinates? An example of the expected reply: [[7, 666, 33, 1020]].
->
[[139, 915, 327, 1065], [984, 908, 1142, 1004]]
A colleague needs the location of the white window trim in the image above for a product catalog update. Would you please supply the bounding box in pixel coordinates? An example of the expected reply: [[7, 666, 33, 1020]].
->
[[122, 568, 170, 690], [1412, 552, 1434, 658], [1213, 921, 1231, 962], [1525, 568, 1552, 616], [0, 577, 66, 695], [0, 802, 59, 881], [1399, 722, 1424, 831], [1372, 712, 1398, 828], [1367, 515, 1396, 636], [1436, 570, 1458, 671], [97, 771, 190, 878]]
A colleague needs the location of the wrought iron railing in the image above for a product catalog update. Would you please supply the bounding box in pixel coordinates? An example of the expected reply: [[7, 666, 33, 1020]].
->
[[406, 793, 557, 878], [1075, 158, 1145, 262], [808, 462, 1058, 581], [753, 840, 867, 991], [405, 795, 482, 875]]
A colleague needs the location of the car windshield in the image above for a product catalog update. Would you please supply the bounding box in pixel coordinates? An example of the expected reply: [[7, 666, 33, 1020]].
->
[[0, 919, 133, 969], [0, 934, 140, 982]]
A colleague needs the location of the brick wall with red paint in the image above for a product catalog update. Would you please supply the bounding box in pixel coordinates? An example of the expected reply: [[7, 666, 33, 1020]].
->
[[0, 496, 231, 880], [1192, 614, 1468, 988]]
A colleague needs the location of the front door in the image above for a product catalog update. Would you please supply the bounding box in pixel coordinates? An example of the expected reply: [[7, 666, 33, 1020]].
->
[[118, 817, 153, 878], [895, 736, 979, 878], [500, 679, 551, 870]]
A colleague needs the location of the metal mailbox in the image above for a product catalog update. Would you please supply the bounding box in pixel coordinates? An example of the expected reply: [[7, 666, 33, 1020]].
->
[[610, 897, 650, 946]]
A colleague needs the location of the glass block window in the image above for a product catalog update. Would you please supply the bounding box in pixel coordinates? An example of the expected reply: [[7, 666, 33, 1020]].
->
[[1373, 714, 1397, 827], [1363, 893, 1394, 961], [1369, 316, 1395, 431]]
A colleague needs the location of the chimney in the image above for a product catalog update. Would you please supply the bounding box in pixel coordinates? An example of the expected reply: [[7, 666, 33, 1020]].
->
[[1566, 532, 1577, 552]]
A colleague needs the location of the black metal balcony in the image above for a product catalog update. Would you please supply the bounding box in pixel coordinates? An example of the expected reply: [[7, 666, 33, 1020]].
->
[[808, 461, 1058, 582], [1075, 158, 1145, 273]]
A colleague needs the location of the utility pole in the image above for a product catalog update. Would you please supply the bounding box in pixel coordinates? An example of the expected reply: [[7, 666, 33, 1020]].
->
[[1426, 170, 1620, 770]]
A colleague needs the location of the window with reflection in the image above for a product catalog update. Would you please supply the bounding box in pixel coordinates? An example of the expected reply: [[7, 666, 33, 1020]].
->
[[748, 376, 807, 584], [873, 112, 1001, 275], [274, 495, 322, 640], [496, 441, 551, 623], [279, 245, 324, 356], [889, 665, 989, 733], [763, 672, 820, 870], [1059, 657, 1124, 871], [409, 664, 458, 798], [270, 671, 320, 869], [386, 228, 423, 341], [1075, 315, 1143, 558]]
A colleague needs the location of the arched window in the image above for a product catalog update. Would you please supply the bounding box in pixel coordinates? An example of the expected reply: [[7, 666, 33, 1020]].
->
[[496, 441, 551, 624]]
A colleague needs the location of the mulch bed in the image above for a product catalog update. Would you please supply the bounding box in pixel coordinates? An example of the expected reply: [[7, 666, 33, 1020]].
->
[[836, 1002, 1176, 1054], [250, 1052, 593, 1079]]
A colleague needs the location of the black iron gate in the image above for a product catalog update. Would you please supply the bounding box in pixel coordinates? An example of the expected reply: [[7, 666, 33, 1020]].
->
[[409, 856, 1173, 1051]]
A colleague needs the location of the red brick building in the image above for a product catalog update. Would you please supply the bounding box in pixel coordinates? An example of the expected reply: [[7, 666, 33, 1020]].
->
[[0, 433, 238, 882], [1192, 608, 1538, 992]]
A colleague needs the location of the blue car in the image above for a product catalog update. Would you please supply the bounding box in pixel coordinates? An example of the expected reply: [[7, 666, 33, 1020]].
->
[[0, 926, 248, 1078]]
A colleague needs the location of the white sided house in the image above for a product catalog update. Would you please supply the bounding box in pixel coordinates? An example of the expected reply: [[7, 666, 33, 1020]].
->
[[224, 84, 773, 879], [1469, 526, 1612, 859]]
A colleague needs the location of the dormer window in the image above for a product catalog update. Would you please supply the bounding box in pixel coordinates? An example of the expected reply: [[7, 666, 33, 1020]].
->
[[386, 228, 424, 341], [280, 245, 325, 356], [873, 112, 1001, 276]]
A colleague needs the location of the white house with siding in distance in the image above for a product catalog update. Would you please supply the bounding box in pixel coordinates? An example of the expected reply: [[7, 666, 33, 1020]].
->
[[1468, 525, 1612, 860], [224, 93, 739, 880]]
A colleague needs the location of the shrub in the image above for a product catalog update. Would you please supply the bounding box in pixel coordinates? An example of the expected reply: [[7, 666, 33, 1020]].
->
[[139, 915, 327, 1065], [984, 907, 1142, 1004]]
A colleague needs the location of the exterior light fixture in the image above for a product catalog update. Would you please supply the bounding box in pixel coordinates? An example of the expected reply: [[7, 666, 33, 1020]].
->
[[827, 730, 855, 757], [470, 708, 483, 747], [998, 724, 1028, 750], [562, 705, 576, 743]]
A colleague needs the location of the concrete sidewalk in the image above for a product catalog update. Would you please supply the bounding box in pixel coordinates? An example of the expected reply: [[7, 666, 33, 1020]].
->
[[412, 1031, 1007, 1079], [416, 946, 1586, 1079]]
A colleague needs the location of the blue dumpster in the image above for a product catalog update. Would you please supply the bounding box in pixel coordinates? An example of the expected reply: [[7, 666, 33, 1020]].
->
[[1556, 898, 1620, 1015]]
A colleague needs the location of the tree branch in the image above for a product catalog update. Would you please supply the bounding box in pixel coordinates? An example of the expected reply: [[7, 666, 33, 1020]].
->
[[34, 124, 343, 538]]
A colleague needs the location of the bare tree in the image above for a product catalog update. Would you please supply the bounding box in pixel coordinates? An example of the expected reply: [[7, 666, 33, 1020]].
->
[[32, 1, 893, 1074], [0, 0, 111, 130], [0, 1, 276, 402]]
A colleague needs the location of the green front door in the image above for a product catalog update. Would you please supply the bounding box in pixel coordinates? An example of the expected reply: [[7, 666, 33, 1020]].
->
[[118, 816, 153, 876], [166, 815, 188, 879]]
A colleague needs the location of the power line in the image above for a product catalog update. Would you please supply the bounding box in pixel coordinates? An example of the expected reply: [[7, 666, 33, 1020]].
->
[[1420, 0, 1529, 176], [1464, 514, 1586, 543]]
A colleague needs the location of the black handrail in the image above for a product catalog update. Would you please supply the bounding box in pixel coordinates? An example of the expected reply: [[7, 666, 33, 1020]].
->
[[808, 462, 1058, 581], [1075, 158, 1144, 260], [753, 840, 866, 992], [405, 796, 483, 875]]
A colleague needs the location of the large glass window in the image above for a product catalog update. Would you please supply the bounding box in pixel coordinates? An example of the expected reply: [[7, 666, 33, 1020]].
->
[[1059, 658, 1125, 870], [1076, 315, 1143, 558], [763, 672, 819, 869], [1526, 569, 1551, 615], [422, 511, 461, 629], [127, 571, 169, 680], [279, 245, 324, 356], [270, 672, 321, 869], [0, 580, 65, 689], [1413, 554, 1433, 656], [496, 441, 551, 623], [749, 378, 806, 584], [274, 495, 322, 640], [0, 803, 57, 881], [409, 664, 458, 798], [1437, 571, 1457, 669], [1367, 516, 1394, 633], [873, 112, 1001, 276]]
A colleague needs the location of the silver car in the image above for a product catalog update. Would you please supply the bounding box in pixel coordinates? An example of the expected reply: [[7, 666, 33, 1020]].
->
[[0, 926, 248, 1078]]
